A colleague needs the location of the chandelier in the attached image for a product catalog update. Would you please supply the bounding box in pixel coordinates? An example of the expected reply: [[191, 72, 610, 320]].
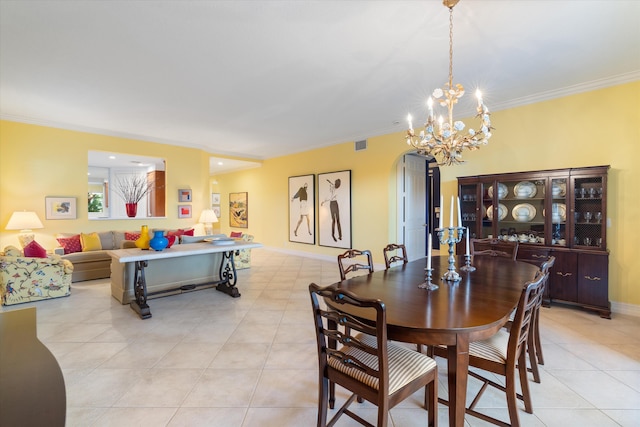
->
[[406, 0, 492, 166]]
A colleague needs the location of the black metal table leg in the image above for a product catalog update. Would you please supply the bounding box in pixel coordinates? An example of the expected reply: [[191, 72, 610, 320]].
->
[[216, 250, 241, 297], [130, 260, 152, 319]]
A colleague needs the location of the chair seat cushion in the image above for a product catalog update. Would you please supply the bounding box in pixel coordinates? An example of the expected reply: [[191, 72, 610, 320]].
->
[[328, 334, 437, 395], [435, 329, 510, 364]]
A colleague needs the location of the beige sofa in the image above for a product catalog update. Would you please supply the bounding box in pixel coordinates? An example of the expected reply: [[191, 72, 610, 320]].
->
[[59, 231, 133, 282]]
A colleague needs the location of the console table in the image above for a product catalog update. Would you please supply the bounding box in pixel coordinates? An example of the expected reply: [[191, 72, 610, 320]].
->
[[109, 241, 262, 319]]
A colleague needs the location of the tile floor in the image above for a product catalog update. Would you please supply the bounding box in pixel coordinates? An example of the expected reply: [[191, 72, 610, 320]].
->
[[3, 249, 640, 426]]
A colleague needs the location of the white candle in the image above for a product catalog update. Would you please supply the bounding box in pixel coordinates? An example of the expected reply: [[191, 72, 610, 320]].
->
[[427, 97, 434, 119], [407, 114, 413, 130], [457, 196, 462, 228], [449, 196, 454, 228], [427, 233, 432, 269], [466, 227, 470, 256], [439, 195, 443, 229]]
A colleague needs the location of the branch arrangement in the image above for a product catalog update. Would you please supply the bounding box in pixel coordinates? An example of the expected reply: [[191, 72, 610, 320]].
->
[[113, 175, 152, 204]]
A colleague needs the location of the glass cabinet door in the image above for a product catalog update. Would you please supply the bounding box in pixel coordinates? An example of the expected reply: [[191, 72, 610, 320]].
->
[[492, 178, 546, 245], [459, 183, 479, 239], [550, 178, 568, 247], [573, 176, 605, 250]]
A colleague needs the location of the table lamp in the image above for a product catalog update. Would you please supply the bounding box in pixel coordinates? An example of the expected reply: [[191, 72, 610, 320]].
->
[[198, 209, 219, 235], [6, 211, 44, 248]]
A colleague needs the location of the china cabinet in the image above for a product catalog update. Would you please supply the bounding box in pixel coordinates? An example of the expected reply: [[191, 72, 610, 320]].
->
[[457, 165, 610, 318]]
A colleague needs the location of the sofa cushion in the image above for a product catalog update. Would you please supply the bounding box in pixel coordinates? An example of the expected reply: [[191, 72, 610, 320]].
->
[[230, 231, 243, 238], [98, 231, 116, 250], [23, 240, 47, 258], [125, 231, 141, 241], [81, 232, 102, 252], [56, 235, 82, 254]]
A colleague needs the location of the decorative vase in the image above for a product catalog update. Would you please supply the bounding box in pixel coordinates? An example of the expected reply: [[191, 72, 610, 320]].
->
[[135, 225, 150, 250], [149, 230, 169, 251], [125, 203, 138, 218]]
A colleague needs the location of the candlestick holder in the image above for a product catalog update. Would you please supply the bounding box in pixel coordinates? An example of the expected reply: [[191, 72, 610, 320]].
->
[[436, 226, 465, 282], [418, 268, 438, 290], [460, 254, 476, 272]]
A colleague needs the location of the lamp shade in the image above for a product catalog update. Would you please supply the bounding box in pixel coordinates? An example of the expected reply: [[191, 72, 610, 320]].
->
[[6, 211, 43, 231], [198, 209, 219, 224]]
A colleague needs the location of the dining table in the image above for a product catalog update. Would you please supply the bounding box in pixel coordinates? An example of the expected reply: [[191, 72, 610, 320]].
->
[[330, 254, 540, 427]]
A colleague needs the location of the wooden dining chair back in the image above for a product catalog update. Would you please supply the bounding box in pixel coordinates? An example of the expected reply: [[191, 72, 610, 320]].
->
[[338, 249, 374, 281], [383, 243, 408, 269], [527, 255, 555, 382], [431, 271, 546, 427], [471, 238, 519, 260], [309, 283, 437, 427]]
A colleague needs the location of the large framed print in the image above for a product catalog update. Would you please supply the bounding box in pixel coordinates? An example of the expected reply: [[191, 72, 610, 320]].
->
[[229, 192, 248, 228], [318, 170, 351, 249], [288, 174, 315, 244]]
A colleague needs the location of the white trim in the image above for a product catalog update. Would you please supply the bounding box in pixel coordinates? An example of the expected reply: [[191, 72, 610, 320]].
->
[[610, 301, 640, 318], [263, 246, 386, 272]]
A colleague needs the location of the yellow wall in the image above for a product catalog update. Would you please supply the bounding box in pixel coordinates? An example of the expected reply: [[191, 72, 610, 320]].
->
[[1, 81, 638, 308], [214, 81, 640, 307], [0, 122, 212, 249]]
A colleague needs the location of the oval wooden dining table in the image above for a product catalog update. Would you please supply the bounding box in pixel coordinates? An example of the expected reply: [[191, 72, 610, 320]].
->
[[329, 255, 539, 427]]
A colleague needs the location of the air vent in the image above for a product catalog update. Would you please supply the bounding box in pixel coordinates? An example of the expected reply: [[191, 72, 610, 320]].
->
[[355, 139, 367, 151]]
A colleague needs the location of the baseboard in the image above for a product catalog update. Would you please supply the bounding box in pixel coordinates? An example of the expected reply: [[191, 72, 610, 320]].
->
[[610, 301, 640, 317], [264, 246, 386, 271]]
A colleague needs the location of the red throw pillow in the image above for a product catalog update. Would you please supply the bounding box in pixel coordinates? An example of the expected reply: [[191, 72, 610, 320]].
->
[[125, 232, 141, 241], [56, 234, 82, 254], [230, 231, 243, 238], [23, 240, 48, 258], [182, 228, 194, 236]]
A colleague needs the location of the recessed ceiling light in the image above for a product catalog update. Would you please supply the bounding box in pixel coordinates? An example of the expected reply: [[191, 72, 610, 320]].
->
[[218, 162, 224, 165], [109, 155, 116, 160]]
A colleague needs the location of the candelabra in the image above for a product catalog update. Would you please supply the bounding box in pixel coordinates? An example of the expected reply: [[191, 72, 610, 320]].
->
[[436, 226, 465, 282]]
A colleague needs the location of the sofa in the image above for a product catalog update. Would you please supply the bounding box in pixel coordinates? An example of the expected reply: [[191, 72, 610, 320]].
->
[[56, 230, 254, 284], [0, 246, 72, 306]]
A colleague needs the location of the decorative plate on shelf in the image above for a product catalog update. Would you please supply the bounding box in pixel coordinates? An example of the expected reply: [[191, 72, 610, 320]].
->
[[511, 203, 537, 222], [514, 181, 537, 198], [552, 181, 567, 197], [542, 203, 567, 222], [488, 183, 508, 199], [487, 203, 508, 221]]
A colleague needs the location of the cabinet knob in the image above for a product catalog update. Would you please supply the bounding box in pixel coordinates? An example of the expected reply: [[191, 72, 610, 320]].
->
[[584, 275, 602, 281]]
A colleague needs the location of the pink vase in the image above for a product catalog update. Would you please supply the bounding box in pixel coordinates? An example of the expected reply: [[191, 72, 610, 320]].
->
[[125, 203, 138, 218]]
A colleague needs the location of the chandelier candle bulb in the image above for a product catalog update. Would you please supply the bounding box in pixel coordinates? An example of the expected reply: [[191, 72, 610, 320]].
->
[[475, 89, 483, 107]]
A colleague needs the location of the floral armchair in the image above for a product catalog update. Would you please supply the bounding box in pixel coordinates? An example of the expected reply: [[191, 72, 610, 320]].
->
[[234, 234, 254, 270], [1, 246, 73, 306]]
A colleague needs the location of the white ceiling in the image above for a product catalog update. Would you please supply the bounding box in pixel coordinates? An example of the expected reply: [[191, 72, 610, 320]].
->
[[1, 1, 639, 174]]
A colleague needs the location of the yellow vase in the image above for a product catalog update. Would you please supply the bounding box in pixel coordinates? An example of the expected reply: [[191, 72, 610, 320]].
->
[[135, 225, 151, 250]]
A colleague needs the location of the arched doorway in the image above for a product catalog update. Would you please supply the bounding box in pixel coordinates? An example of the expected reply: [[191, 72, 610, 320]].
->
[[396, 153, 440, 260]]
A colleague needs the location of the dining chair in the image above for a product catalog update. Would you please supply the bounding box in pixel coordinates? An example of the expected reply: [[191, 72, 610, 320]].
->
[[471, 237, 519, 260], [506, 255, 556, 384], [309, 283, 438, 427], [382, 243, 408, 269], [337, 249, 374, 281], [430, 271, 546, 427]]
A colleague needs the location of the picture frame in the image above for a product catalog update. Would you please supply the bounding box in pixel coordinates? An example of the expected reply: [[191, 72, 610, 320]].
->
[[229, 192, 248, 228], [178, 189, 192, 202], [212, 206, 221, 219], [178, 204, 192, 218], [288, 174, 315, 244], [211, 193, 220, 205], [45, 197, 77, 220], [318, 170, 352, 249]]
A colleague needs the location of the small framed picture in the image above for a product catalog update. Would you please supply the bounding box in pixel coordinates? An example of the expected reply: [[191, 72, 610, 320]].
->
[[212, 193, 221, 205], [45, 197, 77, 220], [212, 206, 221, 218], [178, 189, 192, 202], [178, 205, 192, 218]]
